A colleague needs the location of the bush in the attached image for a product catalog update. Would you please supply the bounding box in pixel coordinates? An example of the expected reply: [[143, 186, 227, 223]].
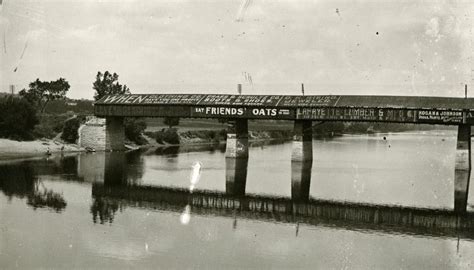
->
[[0, 96, 38, 140], [155, 128, 180, 144], [33, 113, 73, 139], [61, 117, 81, 143], [180, 129, 226, 143], [124, 118, 147, 145]]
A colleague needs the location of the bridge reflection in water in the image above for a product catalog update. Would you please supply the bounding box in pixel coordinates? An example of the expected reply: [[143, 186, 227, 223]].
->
[[90, 151, 474, 240]]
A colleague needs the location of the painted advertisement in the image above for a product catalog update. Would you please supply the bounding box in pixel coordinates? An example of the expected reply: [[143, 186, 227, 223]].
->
[[97, 94, 342, 107], [296, 108, 418, 122], [98, 94, 203, 105], [277, 95, 340, 107], [416, 110, 463, 123], [196, 95, 282, 106], [191, 107, 294, 119], [297, 107, 464, 124]]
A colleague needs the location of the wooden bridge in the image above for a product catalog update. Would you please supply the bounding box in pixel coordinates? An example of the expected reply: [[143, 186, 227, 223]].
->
[[95, 94, 474, 124], [93, 94, 474, 212]]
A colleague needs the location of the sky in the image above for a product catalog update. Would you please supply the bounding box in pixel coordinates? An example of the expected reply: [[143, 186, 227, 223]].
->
[[0, 0, 473, 99]]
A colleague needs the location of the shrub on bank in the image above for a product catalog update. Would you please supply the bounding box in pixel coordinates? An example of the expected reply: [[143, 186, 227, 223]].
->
[[61, 117, 82, 143], [180, 129, 226, 143], [151, 128, 180, 144], [0, 96, 38, 140], [124, 118, 148, 145]]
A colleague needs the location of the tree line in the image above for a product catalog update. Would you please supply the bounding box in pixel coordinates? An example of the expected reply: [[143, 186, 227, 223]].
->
[[0, 71, 147, 144]]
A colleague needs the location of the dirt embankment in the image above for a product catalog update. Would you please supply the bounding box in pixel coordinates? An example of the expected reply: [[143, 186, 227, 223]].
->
[[0, 138, 83, 161]]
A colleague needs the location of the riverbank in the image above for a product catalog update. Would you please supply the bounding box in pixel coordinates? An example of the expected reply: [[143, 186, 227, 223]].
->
[[142, 129, 293, 147], [0, 138, 83, 161]]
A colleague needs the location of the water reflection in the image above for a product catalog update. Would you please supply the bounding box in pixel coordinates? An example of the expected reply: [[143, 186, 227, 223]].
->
[[155, 146, 180, 157], [225, 157, 248, 196], [91, 183, 474, 240], [28, 155, 78, 179], [1, 133, 472, 241], [90, 197, 122, 224], [150, 140, 288, 157], [0, 161, 67, 212], [291, 161, 312, 202]]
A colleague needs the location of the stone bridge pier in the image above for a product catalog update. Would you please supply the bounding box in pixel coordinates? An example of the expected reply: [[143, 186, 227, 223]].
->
[[454, 124, 471, 213], [105, 117, 125, 151], [225, 119, 249, 196], [225, 119, 249, 158], [223, 119, 314, 200], [291, 120, 313, 162], [291, 160, 313, 202], [225, 157, 248, 196], [291, 120, 313, 202]]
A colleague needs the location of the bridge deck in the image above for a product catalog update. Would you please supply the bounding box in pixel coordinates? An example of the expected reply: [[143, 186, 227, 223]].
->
[[94, 94, 474, 124], [95, 94, 474, 109]]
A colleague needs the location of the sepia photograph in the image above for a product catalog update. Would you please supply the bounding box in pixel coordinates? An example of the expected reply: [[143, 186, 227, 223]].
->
[[1, 0, 474, 269]]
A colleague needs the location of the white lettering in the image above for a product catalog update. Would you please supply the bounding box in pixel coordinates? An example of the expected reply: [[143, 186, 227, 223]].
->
[[103, 95, 121, 103]]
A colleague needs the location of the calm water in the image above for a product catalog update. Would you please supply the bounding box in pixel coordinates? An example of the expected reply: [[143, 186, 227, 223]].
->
[[1, 130, 474, 269]]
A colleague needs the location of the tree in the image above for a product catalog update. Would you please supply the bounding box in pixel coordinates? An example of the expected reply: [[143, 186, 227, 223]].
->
[[92, 71, 146, 145], [61, 117, 82, 143], [19, 78, 70, 113], [93, 71, 130, 101], [0, 96, 39, 140], [163, 117, 180, 129]]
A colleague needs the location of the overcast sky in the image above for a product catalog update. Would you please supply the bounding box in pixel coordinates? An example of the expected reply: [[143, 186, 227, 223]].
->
[[1, 0, 473, 99]]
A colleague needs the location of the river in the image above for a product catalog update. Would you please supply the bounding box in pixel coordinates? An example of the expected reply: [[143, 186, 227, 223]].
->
[[1, 130, 474, 269]]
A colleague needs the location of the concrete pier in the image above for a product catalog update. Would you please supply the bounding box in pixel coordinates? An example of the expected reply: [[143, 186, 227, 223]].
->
[[291, 120, 313, 162], [225, 119, 249, 158], [225, 157, 249, 196], [105, 117, 125, 151], [291, 160, 312, 202], [454, 124, 471, 213]]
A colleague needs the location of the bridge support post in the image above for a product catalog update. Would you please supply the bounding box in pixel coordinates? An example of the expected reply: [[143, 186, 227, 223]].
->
[[291, 120, 313, 162], [105, 117, 125, 151], [225, 157, 249, 196], [291, 160, 312, 202], [454, 124, 471, 213], [225, 119, 249, 158]]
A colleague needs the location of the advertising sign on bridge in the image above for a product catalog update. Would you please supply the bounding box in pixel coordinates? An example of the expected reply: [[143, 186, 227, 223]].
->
[[296, 107, 418, 122], [296, 107, 464, 123], [417, 110, 463, 124], [97, 94, 341, 107], [191, 106, 294, 119]]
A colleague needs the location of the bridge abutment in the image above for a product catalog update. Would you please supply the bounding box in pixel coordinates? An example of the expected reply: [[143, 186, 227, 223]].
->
[[454, 124, 471, 213], [291, 120, 313, 162], [105, 117, 125, 151], [225, 119, 249, 158]]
